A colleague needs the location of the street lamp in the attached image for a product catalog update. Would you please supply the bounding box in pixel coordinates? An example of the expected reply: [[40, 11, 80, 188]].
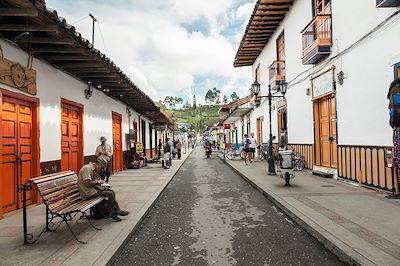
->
[[250, 80, 287, 175]]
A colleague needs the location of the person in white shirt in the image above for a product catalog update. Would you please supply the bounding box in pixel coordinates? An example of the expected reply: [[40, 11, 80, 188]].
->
[[95, 136, 113, 182], [249, 133, 257, 163]]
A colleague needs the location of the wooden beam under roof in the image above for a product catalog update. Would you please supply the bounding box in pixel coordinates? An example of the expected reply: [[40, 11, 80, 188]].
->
[[15, 36, 74, 45], [70, 69, 110, 73], [85, 78, 122, 83], [32, 46, 86, 53], [57, 62, 105, 68], [0, 8, 38, 16], [78, 73, 119, 78], [0, 24, 58, 32], [44, 55, 95, 61]]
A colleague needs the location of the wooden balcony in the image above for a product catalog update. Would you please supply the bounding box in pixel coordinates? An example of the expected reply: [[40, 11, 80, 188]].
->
[[268, 60, 285, 86], [301, 15, 332, 65]]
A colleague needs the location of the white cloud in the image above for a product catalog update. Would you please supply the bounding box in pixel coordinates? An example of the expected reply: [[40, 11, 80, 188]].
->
[[46, 0, 254, 101]]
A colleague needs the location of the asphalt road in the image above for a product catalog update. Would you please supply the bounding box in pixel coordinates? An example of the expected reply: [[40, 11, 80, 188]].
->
[[113, 147, 343, 266]]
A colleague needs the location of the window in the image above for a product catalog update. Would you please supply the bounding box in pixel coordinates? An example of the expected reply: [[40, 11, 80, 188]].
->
[[314, 0, 331, 16]]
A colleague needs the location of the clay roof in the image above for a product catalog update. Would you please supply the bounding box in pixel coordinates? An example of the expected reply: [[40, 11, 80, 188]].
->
[[234, 0, 294, 67]]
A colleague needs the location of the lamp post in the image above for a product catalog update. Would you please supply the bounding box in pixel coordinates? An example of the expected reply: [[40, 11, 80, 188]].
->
[[251, 80, 287, 175]]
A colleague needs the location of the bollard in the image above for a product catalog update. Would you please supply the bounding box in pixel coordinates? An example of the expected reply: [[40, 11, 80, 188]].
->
[[284, 172, 291, 186]]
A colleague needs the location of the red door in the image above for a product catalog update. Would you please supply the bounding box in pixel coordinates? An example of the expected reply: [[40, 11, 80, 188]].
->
[[112, 112, 122, 172], [1, 96, 34, 212], [61, 100, 83, 173]]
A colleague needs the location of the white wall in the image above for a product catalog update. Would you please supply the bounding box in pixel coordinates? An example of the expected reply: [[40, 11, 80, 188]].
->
[[247, 0, 400, 147], [0, 39, 151, 162]]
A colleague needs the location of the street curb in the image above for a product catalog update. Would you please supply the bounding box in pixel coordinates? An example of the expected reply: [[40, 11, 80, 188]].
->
[[218, 155, 373, 266], [102, 149, 194, 266]]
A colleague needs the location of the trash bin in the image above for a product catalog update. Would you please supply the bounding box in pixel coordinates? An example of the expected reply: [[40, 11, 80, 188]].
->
[[279, 150, 293, 169]]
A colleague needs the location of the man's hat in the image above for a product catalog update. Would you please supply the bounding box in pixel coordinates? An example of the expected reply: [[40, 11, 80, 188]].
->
[[96, 156, 108, 169], [99, 136, 107, 142]]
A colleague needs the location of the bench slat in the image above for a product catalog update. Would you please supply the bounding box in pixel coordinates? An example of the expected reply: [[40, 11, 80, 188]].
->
[[30, 171, 75, 184], [57, 197, 105, 214]]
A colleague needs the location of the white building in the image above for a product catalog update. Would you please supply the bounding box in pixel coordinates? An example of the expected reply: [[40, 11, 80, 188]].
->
[[234, 0, 400, 193], [0, 1, 173, 218]]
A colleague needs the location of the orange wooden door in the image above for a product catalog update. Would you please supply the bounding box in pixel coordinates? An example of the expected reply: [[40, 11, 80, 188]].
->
[[1, 96, 34, 212], [61, 102, 82, 173], [319, 97, 331, 167], [318, 96, 337, 168], [112, 112, 122, 172], [329, 97, 337, 168]]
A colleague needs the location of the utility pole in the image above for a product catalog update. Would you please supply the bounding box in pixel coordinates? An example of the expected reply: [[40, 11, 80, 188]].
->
[[89, 13, 97, 46]]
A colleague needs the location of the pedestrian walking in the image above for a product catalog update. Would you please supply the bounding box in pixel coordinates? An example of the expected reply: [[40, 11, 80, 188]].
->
[[242, 133, 251, 165], [249, 133, 257, 163], [95, 136, 113, 182], [176, 139, 182, 159], [387, 78, 400, 195], [163, 138, 171, 169]]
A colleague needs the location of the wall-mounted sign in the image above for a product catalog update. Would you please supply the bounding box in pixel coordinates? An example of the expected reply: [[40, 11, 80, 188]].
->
[[153, 123, 167, 131], [0, 58, 36, 95], [311, 67, 335, 100], [275, 98, 287, 110], [135, 142, 144, 154]]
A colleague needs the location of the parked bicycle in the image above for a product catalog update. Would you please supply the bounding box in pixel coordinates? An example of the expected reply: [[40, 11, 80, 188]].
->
[[227, 146, 245, 160], [293, 151, 305, 171]]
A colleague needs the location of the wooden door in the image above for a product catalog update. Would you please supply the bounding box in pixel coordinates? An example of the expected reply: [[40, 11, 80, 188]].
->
[[61, 100, 83, 173], [316, 96, 337, 168], [329, 97, 337, 168], [256, 117, 263, 144], [1, 96, 34, 212], [112, 112, 122, 172]]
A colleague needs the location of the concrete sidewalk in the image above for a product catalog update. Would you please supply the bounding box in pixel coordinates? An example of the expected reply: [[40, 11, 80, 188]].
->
[[219, 156, 400, 266], [0, 150, 192, 266]]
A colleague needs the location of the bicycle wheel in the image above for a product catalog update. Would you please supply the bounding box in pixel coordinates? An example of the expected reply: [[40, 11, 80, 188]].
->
[[226, 150, 235, 160], [295, 156, 305, 171], [257, 149, 264, 161]]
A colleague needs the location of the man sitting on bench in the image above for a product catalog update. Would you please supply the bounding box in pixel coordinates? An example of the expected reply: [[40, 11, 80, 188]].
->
[[77, 156, 129, 222]]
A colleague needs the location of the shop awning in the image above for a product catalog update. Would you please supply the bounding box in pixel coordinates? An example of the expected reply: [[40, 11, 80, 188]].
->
[[234, 0, 294, 67], [223, 107, 252, 124]]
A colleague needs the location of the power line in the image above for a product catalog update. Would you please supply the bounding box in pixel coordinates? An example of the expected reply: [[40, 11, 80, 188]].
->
[[71, 15, 89, 26], [97, 21, 109, 54]]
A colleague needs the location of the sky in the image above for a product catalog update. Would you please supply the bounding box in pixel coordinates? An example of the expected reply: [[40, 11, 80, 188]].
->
[[46, 0, 255, 105]]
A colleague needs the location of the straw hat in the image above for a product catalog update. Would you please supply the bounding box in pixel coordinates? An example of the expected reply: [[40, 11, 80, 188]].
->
[[99, 136, 107, 142], [96, 156, 108, 169]]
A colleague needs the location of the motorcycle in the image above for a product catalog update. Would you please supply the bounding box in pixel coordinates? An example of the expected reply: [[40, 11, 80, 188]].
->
[[205, 147, 212, 158]]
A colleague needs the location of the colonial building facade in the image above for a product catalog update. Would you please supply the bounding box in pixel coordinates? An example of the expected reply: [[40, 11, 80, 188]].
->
[[234, 0, 400, 193], [0, 1, 173, 218]]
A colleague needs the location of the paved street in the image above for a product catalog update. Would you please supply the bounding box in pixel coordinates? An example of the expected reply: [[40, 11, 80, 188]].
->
[[114, 147, 342, 265]]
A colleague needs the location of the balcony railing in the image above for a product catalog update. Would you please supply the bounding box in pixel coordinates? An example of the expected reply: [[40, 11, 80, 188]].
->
[[301, 14, 332, 60], [268, 60, 285, 84]]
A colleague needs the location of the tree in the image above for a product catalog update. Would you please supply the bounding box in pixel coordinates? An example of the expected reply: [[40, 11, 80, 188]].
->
[[205, 89, 214, 105], [212, 87, 221, 104], [223, 95, 228, 104], [231, 92, 240, 102]]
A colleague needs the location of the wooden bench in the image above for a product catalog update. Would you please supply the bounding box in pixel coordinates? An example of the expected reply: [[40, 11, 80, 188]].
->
[[22, 170, 106, 244]]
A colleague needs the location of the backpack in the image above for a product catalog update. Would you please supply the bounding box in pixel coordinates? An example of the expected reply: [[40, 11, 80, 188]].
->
[[90, 201, 109, 220]]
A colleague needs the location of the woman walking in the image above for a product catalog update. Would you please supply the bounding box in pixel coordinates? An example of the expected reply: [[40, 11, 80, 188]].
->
[[242, 134, 251, 165]]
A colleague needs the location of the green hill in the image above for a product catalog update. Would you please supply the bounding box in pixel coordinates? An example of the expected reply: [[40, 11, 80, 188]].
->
[[167, 105, 221, 132]]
